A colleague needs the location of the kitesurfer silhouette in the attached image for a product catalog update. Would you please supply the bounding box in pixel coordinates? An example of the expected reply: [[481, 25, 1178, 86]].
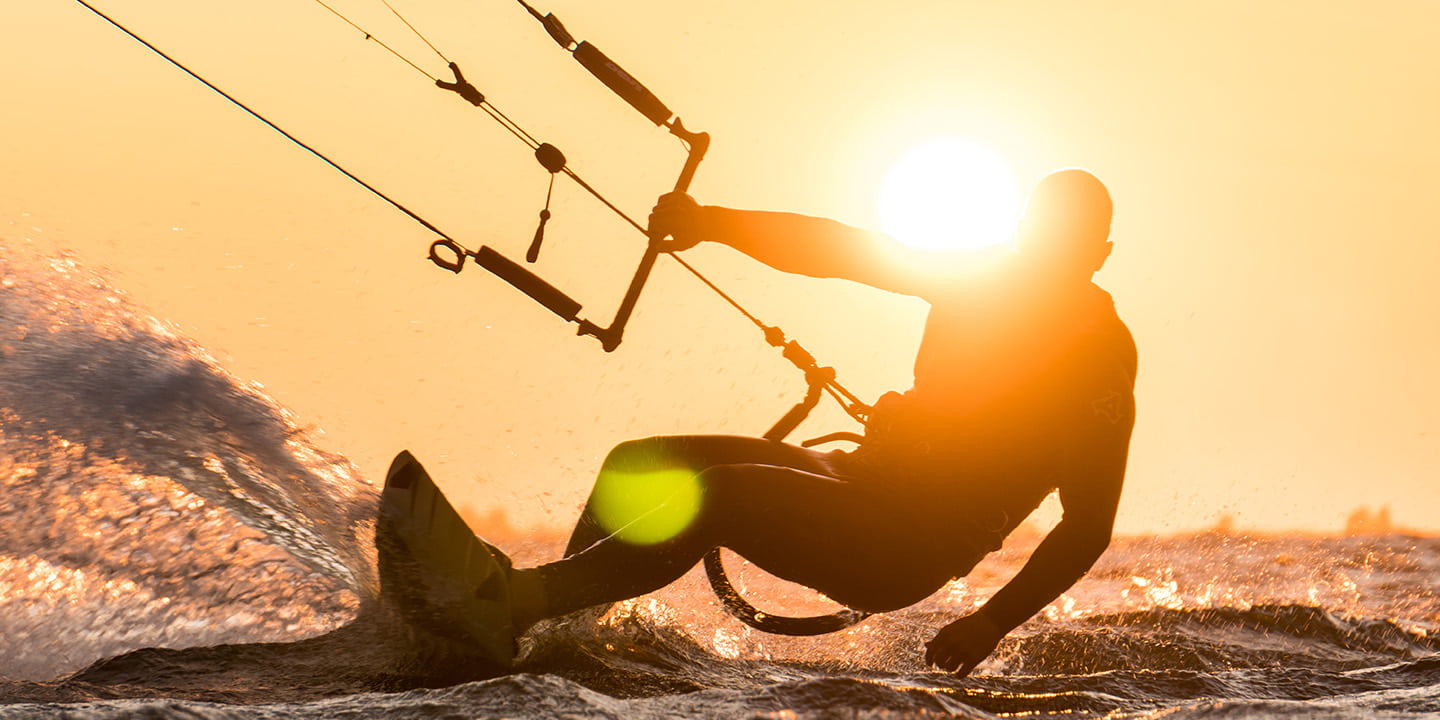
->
[[503, 168, 1137, 677]]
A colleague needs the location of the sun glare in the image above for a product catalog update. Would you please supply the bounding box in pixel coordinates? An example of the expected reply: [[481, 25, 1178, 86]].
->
[[877, 137, 1021, 252]]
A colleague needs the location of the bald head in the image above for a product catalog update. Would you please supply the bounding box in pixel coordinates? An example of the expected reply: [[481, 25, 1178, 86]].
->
[[1016, 168, 1114, 283]]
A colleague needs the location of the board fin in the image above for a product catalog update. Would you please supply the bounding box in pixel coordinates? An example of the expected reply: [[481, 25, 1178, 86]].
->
[[376, 450, 516, 668]]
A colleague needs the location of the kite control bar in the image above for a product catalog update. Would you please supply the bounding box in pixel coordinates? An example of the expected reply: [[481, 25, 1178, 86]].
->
[[429, 2, 709, 352]]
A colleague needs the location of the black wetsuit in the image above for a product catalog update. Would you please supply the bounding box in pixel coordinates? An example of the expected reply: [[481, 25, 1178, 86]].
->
[[524, 208, 1138, 618]]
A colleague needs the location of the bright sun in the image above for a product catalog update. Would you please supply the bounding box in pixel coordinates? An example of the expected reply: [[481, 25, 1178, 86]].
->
[[877, 137, 1021, 252]]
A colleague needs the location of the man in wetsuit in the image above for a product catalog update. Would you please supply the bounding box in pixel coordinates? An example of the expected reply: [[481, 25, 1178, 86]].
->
[[507, 168, 1138, 676]]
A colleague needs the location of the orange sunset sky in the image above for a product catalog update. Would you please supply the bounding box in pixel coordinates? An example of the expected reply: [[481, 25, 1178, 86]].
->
[[2, 1, 1437, 535]]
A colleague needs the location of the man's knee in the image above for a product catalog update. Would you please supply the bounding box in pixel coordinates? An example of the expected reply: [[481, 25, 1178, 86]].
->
[[586, 443, 712, 547]]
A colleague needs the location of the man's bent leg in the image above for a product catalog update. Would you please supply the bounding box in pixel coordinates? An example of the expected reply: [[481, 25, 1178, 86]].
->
[[522, 436, 849, 624], [517, 449, 950, 625]]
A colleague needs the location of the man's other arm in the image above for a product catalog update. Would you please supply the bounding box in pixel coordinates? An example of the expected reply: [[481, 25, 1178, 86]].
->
[[924, 455, 1126, 675]]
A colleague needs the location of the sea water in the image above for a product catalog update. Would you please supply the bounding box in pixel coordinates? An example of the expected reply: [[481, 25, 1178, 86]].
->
[[2, 243, 1437, 719]]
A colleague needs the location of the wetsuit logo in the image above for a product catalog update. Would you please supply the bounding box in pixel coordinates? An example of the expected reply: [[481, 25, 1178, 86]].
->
[[1091, 390, 1128, 424]]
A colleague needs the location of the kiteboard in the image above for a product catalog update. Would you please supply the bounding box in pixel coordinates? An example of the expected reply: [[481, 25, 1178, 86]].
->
[[375, 450, 516, 668]]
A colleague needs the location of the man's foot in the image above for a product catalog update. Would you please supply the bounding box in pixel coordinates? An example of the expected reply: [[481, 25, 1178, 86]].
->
[[378, 451, 519, 667]]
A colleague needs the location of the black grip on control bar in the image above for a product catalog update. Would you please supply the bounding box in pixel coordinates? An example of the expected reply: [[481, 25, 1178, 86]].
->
[[474, 246, 582, 321], [572, 41, 672, 127]]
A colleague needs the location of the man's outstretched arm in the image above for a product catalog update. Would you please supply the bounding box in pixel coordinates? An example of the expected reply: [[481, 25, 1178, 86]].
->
[[649, 192, 949, 297]]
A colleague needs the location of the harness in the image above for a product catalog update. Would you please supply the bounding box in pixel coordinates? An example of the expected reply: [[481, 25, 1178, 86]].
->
[[77, 0, 876, 636]]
